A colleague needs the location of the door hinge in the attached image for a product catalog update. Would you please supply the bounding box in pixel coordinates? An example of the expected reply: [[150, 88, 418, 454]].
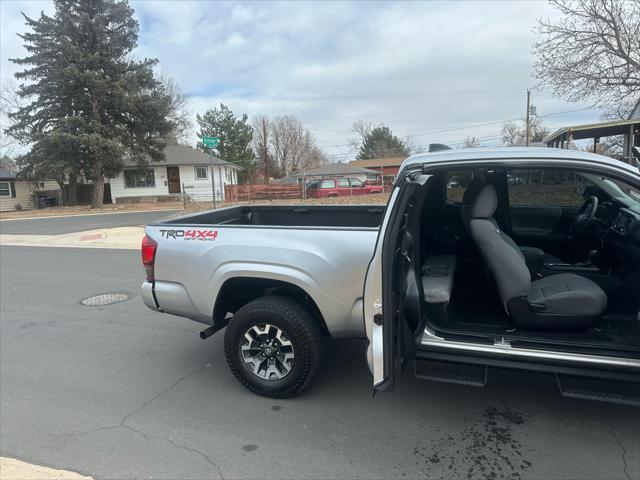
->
[[373, 313, 383, 326]]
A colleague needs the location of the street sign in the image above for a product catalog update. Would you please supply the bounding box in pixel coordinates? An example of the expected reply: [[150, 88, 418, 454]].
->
[[202, 136, 220, 148]]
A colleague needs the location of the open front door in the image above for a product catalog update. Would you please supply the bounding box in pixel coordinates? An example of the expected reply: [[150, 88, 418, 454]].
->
[[364, 172, 431, 392]]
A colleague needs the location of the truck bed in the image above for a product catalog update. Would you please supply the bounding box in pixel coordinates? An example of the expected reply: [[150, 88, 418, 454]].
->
[[158, 205, 385, 228]]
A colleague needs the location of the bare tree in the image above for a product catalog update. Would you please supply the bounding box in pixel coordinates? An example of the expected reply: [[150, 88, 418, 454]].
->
[[501, 118, 551, 146], [252, 115, 272, 183], [269, 115, 324, 177], [349, 120, 374, 151], [533, 0, 640, 108], [462, 136, 480, 148], [157, 69, 192, 145], [0, 79, 26, 158], [501, 122, 520, 146]]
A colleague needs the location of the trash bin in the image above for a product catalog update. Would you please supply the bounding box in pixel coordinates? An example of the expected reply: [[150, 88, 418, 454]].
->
[[37, 194, 47, 208]]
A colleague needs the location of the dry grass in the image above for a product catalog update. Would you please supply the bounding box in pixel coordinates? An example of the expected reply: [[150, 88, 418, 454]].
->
[[508, 184, 584, 206], [184, 192, 392, 213]]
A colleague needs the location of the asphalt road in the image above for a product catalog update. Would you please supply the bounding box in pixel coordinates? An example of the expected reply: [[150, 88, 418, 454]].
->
[[1, 246, 638, 480], [0, 210, 180, 235]]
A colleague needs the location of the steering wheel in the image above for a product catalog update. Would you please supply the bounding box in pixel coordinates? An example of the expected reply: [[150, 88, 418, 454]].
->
[[569, 196, 598, 239]]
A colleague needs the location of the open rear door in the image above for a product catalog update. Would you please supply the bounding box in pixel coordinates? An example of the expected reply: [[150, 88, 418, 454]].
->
[[364, 172, 431, 392]]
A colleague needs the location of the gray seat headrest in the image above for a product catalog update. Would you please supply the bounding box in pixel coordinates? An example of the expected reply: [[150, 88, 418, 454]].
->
[[462, 176, 486, 206], [471, 185, 497, 219]]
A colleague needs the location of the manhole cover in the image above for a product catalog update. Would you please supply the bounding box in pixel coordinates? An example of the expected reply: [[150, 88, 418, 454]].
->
[[81, 293, 129, 307]]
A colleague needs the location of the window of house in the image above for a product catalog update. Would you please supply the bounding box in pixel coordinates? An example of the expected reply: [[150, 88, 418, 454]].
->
[[445, 170, 474, 202], [194, 166, 208, 180], [0, 181, 11, 197], [507, 168, 594, 207], [338, 178, 350, 187], [320, 179, 335, 189], [124, 169, 155, 188]]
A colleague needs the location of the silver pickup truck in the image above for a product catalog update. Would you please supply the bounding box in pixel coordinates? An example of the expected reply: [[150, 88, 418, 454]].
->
[[142, 147, 640, 404]]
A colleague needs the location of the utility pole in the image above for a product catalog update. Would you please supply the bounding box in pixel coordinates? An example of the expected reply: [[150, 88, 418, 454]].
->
[[525, 89, 531, 147], [209, 150, 217, 210], [201, 136, 220, 209]]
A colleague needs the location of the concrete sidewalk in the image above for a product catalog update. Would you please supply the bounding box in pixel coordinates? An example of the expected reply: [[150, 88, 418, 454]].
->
[[0, 226, 144, 250], [0, 458, 91, 480]]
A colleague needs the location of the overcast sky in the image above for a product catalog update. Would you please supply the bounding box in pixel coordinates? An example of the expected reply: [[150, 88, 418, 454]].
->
[[1, 0, 603, 160]]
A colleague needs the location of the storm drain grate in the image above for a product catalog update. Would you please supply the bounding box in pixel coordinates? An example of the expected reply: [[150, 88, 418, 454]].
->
[[81, 293, 129, 307]]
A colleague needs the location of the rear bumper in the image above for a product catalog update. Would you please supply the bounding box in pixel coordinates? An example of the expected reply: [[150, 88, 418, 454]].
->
[[141, 281, 159, 311], [141, 280, 211, 325]]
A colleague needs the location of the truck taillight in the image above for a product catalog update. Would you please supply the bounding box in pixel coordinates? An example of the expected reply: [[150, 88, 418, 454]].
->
[[141, 235, 157, 282]]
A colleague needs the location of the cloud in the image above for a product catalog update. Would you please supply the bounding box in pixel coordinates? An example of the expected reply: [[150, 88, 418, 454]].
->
[[1, 0, 602, 159]]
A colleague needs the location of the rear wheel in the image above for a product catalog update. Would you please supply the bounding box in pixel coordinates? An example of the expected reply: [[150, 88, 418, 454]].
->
[[224, 296, 324, 398]]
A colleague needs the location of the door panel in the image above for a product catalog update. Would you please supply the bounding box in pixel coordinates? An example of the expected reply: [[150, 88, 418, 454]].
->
[[365, 172, 431, 393], [349, 178, 367, 195], [364, 188, 400, 388], [510, 205, 578, 260]]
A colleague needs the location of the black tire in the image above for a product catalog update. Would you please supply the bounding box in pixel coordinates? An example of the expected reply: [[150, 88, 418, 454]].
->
[[224, 296, 324, 398]]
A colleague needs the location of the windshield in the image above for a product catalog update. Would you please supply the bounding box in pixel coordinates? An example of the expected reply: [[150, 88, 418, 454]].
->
[[579, 173, 640, 206]]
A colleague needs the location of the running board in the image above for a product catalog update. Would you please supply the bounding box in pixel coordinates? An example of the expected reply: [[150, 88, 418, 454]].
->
[[414, 358, 487, 387], [556, 374, 640, 406]]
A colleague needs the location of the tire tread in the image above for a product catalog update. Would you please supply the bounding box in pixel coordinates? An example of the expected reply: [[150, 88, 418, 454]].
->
[[224, 296, 323, 398]]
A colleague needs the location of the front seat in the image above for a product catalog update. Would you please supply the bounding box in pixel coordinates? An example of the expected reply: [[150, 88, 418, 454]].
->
[[469, 185, 606, 330], [460, 176, 563, 266]]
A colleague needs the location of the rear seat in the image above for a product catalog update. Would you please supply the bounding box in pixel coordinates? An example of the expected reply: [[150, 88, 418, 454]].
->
[[422, 255, 457, 304]]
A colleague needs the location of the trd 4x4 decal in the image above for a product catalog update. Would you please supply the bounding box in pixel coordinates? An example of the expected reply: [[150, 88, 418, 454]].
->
[[159, 229, 219, 241]]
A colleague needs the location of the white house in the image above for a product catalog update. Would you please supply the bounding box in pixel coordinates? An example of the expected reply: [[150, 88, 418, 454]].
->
[[109, 145, 241, 204], [0, 167, 61, 212]]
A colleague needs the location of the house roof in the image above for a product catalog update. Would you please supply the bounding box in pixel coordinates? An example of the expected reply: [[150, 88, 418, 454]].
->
[[125, 144, 241, 169], [290, 162, 379, 177], [274, 176, 300, 185], [629, 97, 640, 120], [543, 118, 640, 144], [349, 157, 406, 169], [0, 167, 15, 180]]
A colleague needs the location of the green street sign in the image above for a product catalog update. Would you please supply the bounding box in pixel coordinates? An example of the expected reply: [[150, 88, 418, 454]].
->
[[202, 136, 220, 148]]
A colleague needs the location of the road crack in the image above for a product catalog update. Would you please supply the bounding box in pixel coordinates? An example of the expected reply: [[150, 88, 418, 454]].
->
[[119, 353, 219, 426], [55, 354, 225, 478], [610, 424, 632, 480], [157, 435, 225, 480]]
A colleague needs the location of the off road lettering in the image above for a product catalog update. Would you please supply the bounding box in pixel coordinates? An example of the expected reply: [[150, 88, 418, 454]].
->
[[160, 229, 218, 241]]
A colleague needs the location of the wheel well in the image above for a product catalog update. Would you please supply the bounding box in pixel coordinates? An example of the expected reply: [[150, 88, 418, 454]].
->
[[213, 277, 330, 336]]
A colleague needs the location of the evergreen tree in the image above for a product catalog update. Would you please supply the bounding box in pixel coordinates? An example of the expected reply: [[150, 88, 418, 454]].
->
[[196, 104, 255, 183], [356, 125, 409, 160], [8, 0, 175, 207]]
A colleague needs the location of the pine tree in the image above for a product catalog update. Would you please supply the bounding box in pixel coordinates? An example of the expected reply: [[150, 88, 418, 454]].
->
[[196, 104, 255, 183], [356, 125, 409, 160], [8, 0, 175, 207]]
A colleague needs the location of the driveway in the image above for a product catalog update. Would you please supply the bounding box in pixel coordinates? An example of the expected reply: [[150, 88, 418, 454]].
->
[[0, 245, 637, 480], [0, 210, 180, 235]]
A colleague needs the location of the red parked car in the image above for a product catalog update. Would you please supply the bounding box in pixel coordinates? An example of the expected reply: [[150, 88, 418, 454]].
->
[[306, 177, 384, 198]]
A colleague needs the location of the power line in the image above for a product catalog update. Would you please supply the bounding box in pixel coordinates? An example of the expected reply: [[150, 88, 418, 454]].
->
[[316, 106, 595, 151], [303, 94, 497, 122]]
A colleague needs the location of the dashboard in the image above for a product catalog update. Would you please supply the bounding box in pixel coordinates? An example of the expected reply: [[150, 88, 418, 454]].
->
[[600, 204, 640, 269], [611, 208, 640, 236]]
